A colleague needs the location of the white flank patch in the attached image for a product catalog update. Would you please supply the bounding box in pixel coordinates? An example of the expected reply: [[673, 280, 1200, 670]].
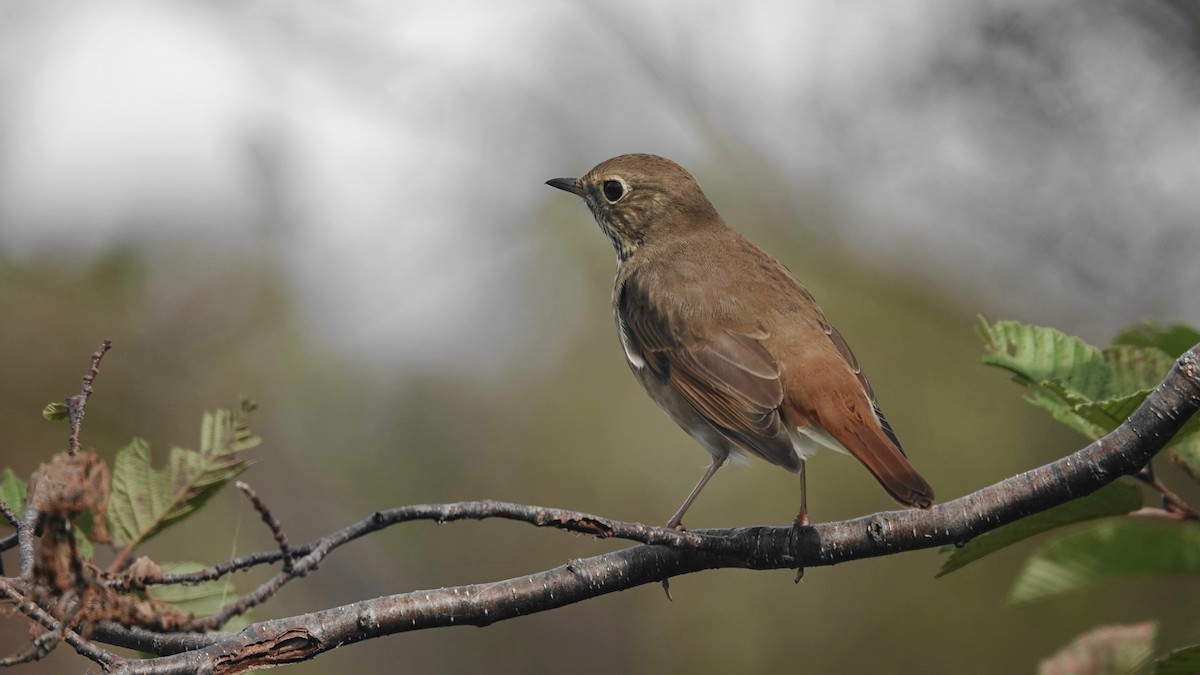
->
[[618, 317, 645, 369], [789, 425, 852, 459]]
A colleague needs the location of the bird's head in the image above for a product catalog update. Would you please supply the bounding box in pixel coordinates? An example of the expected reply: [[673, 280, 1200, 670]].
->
[[546, 154, 718, 260]]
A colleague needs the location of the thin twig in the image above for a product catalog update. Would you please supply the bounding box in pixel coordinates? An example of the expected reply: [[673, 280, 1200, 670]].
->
[[1128, 507, 1190, 521], [107, 550, 287, 592], [0, 497, 15, 576], [108, 502, 700, 593], [0, 578, 125, 670], [180, 501, 705, 631], [236, 481, 293, 572], [18, 479, 46, 576], [0, 497, 17, 528], [66, 339, 112, 455], [0, 630, 60, 666], [1132, 466, 1199, 521]]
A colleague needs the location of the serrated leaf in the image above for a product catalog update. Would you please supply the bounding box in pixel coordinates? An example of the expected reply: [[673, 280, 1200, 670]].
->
[[148, 561, 252, 631], [978, 319, 1199, 455], [1038, 622, 1156, 675], [1154, 643, 1200, 675], [1009, 519, 1200, 605], [978, 318, 1115, 400], [200, 409, 261, 455], [0, 468, 27, 528], [42, 402, 69, 422], [1102, 345, 1176, 393], [938, 481, 1142, 577], [1069, 394, 1149, 436], [106, 405, 260, 548], [1113, 323, 1200, 359]]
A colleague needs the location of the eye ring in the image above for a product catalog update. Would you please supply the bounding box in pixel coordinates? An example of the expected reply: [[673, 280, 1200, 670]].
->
[[602, 179, 625, 202]]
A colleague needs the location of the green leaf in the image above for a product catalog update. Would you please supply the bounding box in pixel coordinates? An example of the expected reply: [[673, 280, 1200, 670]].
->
[[978, 319, 1176, 404], [147, 561, 252, 631], [1038, 622, 1156, 675], [1112, 323, 1200, 359], [0, 468, 27, 528], [1010, 519, 1200, 604], [1067, 394, 1148, 437], [42, 402, 69, 422], [72, 510, 95, 559], [977, 319, 1196, 453], [977, 318, 1114, 400], [1167, 435, 1200, 485], [106, 404, 261, 548], [1102, 345, 1177, 394], [1154, 643, 1200, 675], [937, 481, 1142, 577]]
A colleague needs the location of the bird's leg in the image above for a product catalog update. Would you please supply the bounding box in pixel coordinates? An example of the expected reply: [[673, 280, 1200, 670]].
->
[[665, 454, 726, 531], [793, 460, 808, 583], [662, 454, 726, 600], [793, 460, 808, 527]]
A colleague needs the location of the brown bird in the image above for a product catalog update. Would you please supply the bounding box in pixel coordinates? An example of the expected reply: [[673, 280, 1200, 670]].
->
[[547, 154, 934, 530]]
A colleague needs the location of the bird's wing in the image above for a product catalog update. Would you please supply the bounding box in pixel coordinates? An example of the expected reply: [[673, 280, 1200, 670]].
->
[[618, 275, 800, 471], [822, 322, 904, 453]]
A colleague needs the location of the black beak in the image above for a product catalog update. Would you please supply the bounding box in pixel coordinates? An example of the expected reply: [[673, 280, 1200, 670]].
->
[[545, 177, 585, 196]]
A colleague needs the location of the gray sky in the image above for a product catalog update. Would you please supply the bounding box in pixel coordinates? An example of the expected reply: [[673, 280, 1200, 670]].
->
[[1, 0, 1197, 369]]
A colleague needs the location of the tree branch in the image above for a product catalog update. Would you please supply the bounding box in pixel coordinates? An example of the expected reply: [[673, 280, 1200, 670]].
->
[[0, 578, 124, 669], [67, 339, 112, 456], [98, 344, 1200, 674]]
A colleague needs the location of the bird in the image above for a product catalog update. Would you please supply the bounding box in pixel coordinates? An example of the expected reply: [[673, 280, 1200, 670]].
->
[[546, 154, 934, 530]]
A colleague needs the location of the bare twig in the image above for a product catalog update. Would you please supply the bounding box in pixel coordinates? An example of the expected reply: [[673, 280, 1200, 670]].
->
[[0, 498, 15, 576], [181, 501, 702, 632], [18, 479, 46, 576], [0, 578, 125, 670], [16, 340, 112, 575], [0, 630, 59, 667], [0, 498, 17, 529], [1128, 507, 1191, 521], [107, 501, 698, 595], [66, 339, 112, 455], [1132, 465, 1199, 521], [108, 550, 286, 592], [236, 482, 293, 572]]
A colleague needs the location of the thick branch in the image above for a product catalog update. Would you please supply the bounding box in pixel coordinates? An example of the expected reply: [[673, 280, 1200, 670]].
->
[[103, 345, 1200, 674]]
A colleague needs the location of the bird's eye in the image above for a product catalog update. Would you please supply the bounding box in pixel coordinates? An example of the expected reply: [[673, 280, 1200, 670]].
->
[[602, 180, 625, 202]]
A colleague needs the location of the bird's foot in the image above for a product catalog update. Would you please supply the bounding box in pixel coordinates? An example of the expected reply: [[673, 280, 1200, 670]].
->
[[793, 508, 809, 527], [789, 513, 808, 583]]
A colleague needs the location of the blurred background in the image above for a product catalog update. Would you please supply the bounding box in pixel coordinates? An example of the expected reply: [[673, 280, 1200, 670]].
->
[[2, 0, 1199, 672]]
